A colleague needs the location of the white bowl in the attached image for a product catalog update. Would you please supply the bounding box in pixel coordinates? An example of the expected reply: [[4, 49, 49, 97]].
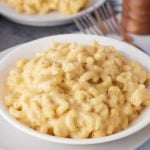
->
[[0, 0, 105, 26], [0, 34, 150, 149]]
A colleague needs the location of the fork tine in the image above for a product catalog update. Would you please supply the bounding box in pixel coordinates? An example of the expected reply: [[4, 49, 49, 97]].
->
[[82, 16, 99, 35], [75, 18, 92, 34], [78, 18, 90, 34], [79, 17, 97, 34], [101, 4, 117, 33], [75, 14, 102, 35], [105, 2, 120, 34], [103, 2, 119, 34], [84, 15, 103, 35], [98, 6, 112, 33], [93, 8, 108, 35], [74, 19, 87, 34]]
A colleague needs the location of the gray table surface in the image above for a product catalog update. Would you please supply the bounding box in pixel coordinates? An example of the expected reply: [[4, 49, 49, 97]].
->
[[0, 16, 78, 52], [0, 16, 149, 150]]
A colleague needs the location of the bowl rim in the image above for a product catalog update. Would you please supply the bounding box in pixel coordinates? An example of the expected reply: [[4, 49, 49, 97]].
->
[[0, 34, 150, 145]]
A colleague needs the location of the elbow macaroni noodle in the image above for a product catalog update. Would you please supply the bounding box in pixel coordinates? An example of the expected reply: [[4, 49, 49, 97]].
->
[[4, 41, 150, 138], [1, 0, 90, 15]]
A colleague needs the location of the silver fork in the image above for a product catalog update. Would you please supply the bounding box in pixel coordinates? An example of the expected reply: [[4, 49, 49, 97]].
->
[[74, 1, 146, 53], [74, 1, 120, 35]]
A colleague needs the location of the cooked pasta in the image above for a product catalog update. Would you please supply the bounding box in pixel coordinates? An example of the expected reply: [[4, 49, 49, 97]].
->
[[1, 0, 90, 15], [4, 41, 150, 138]]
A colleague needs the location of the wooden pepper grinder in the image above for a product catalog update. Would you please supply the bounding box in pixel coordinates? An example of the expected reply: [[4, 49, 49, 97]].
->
[[121, 0, 150, 35]]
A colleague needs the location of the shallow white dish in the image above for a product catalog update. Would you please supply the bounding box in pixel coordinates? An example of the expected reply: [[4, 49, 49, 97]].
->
[[0, 47, 149, 150], [0, 0, 105, 26], [0, 34, 150, 149]]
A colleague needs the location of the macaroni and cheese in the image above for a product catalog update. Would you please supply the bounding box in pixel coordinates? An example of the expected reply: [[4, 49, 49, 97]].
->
[[4, 41, 150, 138], [1, 0, 90, 15]]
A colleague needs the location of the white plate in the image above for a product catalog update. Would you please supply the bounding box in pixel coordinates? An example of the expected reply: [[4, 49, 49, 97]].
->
[[0, 0, 105, 26], [0, 45, 149, 150]]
